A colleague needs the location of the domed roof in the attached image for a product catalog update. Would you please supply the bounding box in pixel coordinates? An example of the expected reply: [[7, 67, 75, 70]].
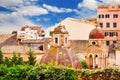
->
[[40, 46, 82, 69], [89, 27, 104, 39]]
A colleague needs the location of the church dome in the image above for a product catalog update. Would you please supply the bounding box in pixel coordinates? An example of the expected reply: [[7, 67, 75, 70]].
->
[[40, 46, 82, 69], [89, 27, 104, 39]]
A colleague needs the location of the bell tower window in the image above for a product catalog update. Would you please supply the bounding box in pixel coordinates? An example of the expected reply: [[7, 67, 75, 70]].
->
[[55, 37, 58, 44], [65, 37, 67, 44]]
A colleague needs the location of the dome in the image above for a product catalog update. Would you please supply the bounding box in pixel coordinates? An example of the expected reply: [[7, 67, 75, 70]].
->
[[89, 27, 104, 39], [40, 46, 82, 69]]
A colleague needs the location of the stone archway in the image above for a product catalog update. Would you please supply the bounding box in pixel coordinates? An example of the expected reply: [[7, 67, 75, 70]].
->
[[95, 55, 98, 68], [89, 54, 93, 68]]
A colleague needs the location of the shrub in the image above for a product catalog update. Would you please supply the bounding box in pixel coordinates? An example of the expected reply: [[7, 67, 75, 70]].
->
[[26, 64, 76, 80], [80, 60, 87, 69]]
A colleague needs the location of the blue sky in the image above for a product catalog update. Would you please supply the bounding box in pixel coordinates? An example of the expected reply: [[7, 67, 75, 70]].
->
[[0, 0, 119, 33]]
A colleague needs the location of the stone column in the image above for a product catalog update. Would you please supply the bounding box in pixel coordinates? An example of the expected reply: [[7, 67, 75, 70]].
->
[[93, 55, 95, 69]]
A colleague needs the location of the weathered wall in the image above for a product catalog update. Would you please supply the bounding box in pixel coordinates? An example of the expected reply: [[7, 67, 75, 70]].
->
[[70, 40, 88, 53], [3, 53, 43, 63]]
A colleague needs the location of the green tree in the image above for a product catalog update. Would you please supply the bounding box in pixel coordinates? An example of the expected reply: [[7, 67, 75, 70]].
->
[[17, 53, 24, 65], [27, 49, 36, 65], [11, 52, 18, 65], [3, 57, 12, 67], [0, 49, 3, 64]]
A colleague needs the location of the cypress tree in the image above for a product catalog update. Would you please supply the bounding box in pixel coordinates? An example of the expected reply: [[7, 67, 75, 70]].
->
[[0, 49, 3, 64], [28, 49, 36, 65]]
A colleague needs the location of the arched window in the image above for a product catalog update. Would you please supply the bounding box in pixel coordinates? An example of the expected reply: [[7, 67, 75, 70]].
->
[[95, 55, 98, 68], [89, 55, 93, 68]]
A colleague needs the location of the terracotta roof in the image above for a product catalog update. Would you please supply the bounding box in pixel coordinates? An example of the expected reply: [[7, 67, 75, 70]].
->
[[89, 27, 104, 39], [0, 34, 15, 43], [0, 34, 17, 48], [40, 46, 82, 69]]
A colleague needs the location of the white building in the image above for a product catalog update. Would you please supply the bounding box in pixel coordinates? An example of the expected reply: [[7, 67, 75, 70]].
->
[[17, 25, 45, 40]]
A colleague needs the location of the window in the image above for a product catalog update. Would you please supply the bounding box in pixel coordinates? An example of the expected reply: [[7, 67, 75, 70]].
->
[[102, 14, 104, 18], [113, 22, 117, 28], [113, 14, 118, 18], [106, 41, 110, 46], [65, 37, 67, 44], [30, 36, 33, 38], [50, 31, 53, 36], [99, 23, 103, 28], [98, 15, 101, 18], [109, 32, 112, 37], [105, 14, 110, 18], [105, 32, 108, 36], [106, 22, 110, 28], [116, 32, 118, 36], [55, 37, 58, 44], [113, 41, 116, 43]]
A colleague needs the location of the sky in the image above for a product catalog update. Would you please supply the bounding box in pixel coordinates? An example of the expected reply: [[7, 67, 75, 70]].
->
[[0, 0, 120, 34]]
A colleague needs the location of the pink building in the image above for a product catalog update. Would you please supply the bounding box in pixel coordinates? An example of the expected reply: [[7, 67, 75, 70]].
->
[[97, 4, 120, 45]]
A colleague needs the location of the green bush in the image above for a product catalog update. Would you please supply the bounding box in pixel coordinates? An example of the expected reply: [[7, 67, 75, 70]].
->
[[26, 64, 76, 80], [0, 64, 120, 80], [80, 60, 87, 69]]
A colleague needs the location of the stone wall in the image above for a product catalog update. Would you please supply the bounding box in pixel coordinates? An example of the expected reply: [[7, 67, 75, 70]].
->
[[70, 40, 88, 53]]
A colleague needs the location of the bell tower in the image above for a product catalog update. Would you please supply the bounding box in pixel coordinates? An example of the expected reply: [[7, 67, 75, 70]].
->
[[51, 24, 69, 47]]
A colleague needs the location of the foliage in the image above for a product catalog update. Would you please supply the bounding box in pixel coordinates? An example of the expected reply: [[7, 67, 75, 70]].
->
[[3, 52, 24, 67], [0, 64, 120, 80], [0, 64, 76, 80], [27, 49, 36, 65], [3, 57, 12, 67], [0, 64, 33, 80], [11, 52, 18, 65], [17, 53, 24, 65], [0, 49, 3, 64], [80, 60, 87, 69], [76, 67, 120, 80]]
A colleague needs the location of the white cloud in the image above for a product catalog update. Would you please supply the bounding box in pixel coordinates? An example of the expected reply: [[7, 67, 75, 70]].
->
[[43, 4, 76, 13], [13, 6, 48, 16], [78, 0, 120, 10], [78, 0, 102, 10], [0, 0, 48, 33], [0, 13, 35, 33], [0, 0, 23, 9], [75, 8, 96, 19], [0, 0, 48, 16]]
